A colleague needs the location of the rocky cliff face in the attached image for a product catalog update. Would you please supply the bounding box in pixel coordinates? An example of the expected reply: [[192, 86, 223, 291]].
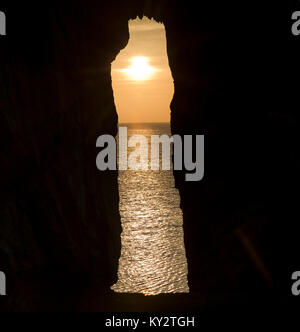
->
[[0, 1, 130, 310], [0, 1, 298, 311], [165, 2, 299, 297]]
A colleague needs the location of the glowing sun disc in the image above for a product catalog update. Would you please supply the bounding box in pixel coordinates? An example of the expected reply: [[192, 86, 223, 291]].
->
[[123, 56, 156, 80]]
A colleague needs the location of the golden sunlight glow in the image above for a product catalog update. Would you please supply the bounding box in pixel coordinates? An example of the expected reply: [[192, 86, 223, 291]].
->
[[123, 56, 156, 81], [111, 17, 174, 123]]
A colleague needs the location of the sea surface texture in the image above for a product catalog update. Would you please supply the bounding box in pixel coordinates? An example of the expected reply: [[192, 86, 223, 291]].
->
[[112, 123, 189, 295]]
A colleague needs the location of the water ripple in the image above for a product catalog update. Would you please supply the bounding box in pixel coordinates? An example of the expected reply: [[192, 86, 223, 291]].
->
[[112, 124, 189, 295]]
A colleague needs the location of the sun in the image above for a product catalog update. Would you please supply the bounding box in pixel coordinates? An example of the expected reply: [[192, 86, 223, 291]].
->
[[123, 56, 156, 81]]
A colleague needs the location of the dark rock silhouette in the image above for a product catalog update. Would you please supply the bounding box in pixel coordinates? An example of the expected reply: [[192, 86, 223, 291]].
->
[[0, 1, 298, 311]]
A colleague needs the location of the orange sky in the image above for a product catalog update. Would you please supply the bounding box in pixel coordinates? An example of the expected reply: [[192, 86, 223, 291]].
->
[[111, 17, 174, 124]]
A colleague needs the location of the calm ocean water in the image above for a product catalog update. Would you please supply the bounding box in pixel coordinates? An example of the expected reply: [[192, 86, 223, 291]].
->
[[112, 123, 189, 295]]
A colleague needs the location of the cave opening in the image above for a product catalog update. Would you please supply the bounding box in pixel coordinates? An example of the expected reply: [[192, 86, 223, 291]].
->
[[110, 16, 189, 295]]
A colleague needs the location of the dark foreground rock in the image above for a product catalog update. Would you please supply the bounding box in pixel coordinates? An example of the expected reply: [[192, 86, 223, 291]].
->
[[0, 1, 299, 311]]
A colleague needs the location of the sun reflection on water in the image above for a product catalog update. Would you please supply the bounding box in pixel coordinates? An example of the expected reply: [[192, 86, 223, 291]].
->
[[112, 123, 189, 296]]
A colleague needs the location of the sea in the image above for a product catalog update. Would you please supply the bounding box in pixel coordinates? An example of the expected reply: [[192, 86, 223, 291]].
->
[[111, 123, 189, 295]]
